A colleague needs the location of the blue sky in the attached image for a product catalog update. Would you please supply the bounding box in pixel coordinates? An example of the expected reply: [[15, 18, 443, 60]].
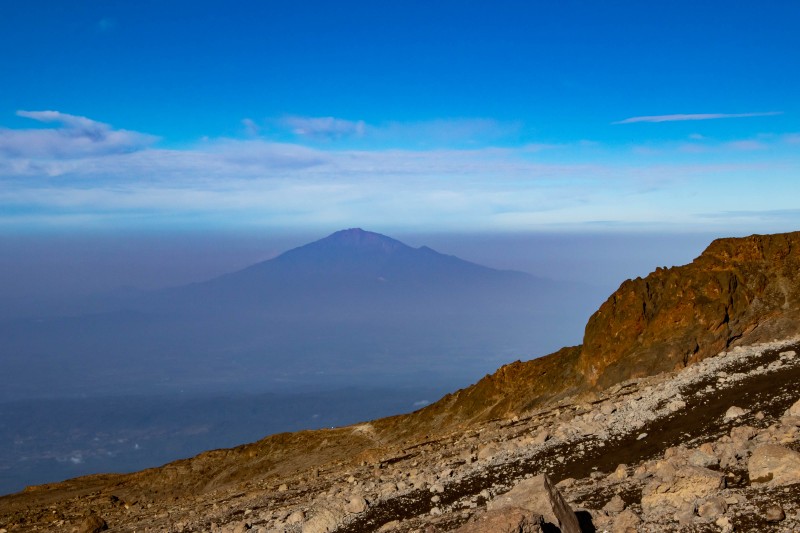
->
[[1, 0, 799, 234]]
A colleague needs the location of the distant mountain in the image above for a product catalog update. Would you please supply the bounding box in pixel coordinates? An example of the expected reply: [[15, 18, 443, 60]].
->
[[0, 229, 604, 400], [151, 228, 546, 314]]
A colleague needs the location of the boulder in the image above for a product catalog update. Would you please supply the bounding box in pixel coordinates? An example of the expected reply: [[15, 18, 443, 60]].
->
[[302, 507, 346, 533], [748, 444, 800, 485], [688, 448, 719, 468], [611, 509, 641, 533], [77, 514, 108, 533], [641, 465, 725, 511], [784, 398, 800, 418], [723, 406, 748, 421], [453, 507, 544, 533], [487, 474, 581, 533], [697, 496, 727, 520], [602, 494, 626, 513], [344, 496, 368, 514]]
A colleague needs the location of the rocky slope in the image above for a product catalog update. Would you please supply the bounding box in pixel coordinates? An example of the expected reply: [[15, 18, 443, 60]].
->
[[2, 231, 800, 532]]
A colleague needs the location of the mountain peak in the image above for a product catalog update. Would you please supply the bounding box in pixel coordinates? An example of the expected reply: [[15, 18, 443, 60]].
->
[[322, 228, 407, 251]]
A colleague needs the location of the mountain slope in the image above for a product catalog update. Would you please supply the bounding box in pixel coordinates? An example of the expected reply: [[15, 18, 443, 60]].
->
[[3, 231, 800, 531], [401, 231, 800, 429]]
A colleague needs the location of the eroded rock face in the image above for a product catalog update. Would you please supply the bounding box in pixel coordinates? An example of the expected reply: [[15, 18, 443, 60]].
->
[[401, 231, 800, 426], [580, 231, 800, 389]]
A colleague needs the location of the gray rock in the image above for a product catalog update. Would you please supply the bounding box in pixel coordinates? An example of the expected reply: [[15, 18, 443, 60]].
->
[[688, 448, 719, 468]]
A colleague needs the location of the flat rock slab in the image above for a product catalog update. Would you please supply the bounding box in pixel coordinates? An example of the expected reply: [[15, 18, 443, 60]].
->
[[748, 444, 800, 485], [453, 507, 544, 533], [487, 473, 581, 533]]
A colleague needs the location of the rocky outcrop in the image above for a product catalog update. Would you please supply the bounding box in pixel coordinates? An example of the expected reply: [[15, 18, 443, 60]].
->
[[580, 231, 800, 388], [412, 231, 800, 423]]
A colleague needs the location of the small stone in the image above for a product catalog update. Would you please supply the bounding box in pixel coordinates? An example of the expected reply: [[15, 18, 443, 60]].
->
[[377, 521, 400, 532], [278, 483, 289, 492], [724, 406, 748, 420], [556, 477, 575, 489], [765, 503, 786, 522], [784, 398, 800, 418], [609, 463, 628, 481], [431, 495, 441, 503], [611, 509, 641, 533], [532, 430, 550, 444], [697, 496, 727, 519], [602, 494, 626, 513], [430, 506, 442, 516], [715, 516, 734, 533], [344, 496, 368, 514], [636, 433, 648, 440], [78, 514, 108, 533], [601, 403, 616, 415], [286, 511, 304, 524]]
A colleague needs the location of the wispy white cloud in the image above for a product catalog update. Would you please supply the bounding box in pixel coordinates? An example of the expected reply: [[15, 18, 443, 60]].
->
[[0, 110, 157, 159], [613, 112, 782, 124], [277, 115, 523, 147], [1, 110, 799, 233], [241, 118, 261, 137], [724, 139, 768, 151], [282, 116, 366, 139]]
